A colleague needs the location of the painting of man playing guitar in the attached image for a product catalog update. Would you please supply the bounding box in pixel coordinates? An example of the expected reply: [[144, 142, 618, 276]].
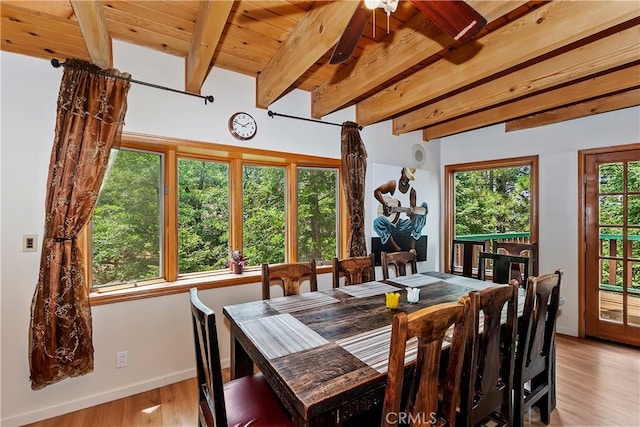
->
[[373, 167, 428, 252]]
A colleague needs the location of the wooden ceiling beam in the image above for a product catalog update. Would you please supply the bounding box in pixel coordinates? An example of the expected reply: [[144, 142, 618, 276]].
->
[[311, 1, 526, 119], [70, 0, 111, 68], [356, 1, 640, 126], [256, 1, 360, 109], [505, 89, 640, 132], [185, 1, 233, 94], [422, 64, 640, 140], [393, 24, 640, 134]]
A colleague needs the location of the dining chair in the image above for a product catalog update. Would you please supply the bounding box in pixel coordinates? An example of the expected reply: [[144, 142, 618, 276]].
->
[[459, 281, 518, 427], [514, 270, 563, 427], [494, 241, 539, 276], [382, 297, 471, 427], [451, 239, 486, 277], [381, 249, 417, 280], [478, 251, 530, 287], [189, 288, 291, 427], [332, 253, 376, 288], [261, 259, 318, 300]]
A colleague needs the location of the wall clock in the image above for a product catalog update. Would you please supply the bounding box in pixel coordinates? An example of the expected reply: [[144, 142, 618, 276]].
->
[[228, 112, 257, 140]]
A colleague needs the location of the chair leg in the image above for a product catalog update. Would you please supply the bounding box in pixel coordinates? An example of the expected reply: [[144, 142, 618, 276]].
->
[[540, 393, 551, 425], [514, 381, 525, 427], [502, 394, 513, 427], [528, 371, 549, 424], [550, 340, 557, 411], [540, 369, 554, 424]]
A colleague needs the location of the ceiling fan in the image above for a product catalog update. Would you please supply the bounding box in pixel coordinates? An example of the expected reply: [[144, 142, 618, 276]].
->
[[330, 0, 487, 64]]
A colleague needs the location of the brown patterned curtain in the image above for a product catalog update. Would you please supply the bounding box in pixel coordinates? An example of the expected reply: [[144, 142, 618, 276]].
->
[[341, 122, 368, 257], [29, 59, 131, 390]]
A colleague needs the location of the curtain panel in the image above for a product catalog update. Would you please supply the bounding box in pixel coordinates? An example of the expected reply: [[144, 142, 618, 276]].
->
[[340, 122, 368, 257], [29, 59, 131, 390]]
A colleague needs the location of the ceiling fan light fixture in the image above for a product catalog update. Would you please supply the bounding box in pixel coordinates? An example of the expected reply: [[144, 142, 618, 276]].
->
[[364, 0, 397, 36], [384, 0, 399, 14], [364, 0, 379, 10], [364, 0, 398, 13]]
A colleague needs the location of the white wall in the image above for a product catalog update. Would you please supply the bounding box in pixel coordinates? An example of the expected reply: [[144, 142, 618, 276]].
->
[[0, 41, 431, 426], [439, 108, 640, 336]]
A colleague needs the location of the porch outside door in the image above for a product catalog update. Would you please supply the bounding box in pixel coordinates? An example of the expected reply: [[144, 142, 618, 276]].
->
[[584, 147, 640, 346]]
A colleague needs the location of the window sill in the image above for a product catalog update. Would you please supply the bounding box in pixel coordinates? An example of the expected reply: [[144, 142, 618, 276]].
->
[[90, 268, 264, 306], [89, 265, 332, 306]]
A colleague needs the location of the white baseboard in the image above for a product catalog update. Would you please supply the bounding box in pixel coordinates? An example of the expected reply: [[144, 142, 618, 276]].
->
[[2, 368, 196, 427], [557, 326, 579, 337]]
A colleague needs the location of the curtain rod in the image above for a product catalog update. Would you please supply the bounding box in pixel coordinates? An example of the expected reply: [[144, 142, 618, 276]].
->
[[267, 110, 362, 130], [51, 59, 214, 105]]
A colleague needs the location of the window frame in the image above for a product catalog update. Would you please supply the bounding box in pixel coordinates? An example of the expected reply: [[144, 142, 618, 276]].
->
[[84, 132, 346, 305], [443, 155, 539, 274]]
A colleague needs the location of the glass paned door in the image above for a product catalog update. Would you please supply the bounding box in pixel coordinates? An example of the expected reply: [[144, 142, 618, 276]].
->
[[585, 150, 640, 345]]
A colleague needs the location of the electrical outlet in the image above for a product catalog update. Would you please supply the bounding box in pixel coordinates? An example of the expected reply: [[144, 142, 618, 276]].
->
[[116, 351, 128, 368]]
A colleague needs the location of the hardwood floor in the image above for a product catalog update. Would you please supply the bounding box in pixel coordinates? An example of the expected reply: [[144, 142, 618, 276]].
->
[[542, 336, 639, 427], [26, 336, 639, 427]]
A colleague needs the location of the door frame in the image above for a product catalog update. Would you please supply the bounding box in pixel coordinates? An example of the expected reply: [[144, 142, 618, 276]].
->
[[578, 142, 640, 338]]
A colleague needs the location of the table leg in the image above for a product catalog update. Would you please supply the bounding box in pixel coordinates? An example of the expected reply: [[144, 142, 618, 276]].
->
[[229, 325, 254, 379]]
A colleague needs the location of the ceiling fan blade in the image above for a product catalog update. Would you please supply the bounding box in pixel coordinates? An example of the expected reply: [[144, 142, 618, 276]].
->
[[409, 0, 487, 43], [330, 7, 371, 65]]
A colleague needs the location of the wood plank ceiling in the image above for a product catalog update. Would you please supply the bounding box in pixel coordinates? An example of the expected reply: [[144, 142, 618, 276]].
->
[[1, 0, 639, 139]]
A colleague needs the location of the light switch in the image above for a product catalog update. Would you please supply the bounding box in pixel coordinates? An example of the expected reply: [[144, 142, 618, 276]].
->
[[23, 234, 38, 252]]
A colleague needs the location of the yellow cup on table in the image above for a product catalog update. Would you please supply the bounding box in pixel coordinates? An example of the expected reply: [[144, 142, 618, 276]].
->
[[385, 292, 400, 309]]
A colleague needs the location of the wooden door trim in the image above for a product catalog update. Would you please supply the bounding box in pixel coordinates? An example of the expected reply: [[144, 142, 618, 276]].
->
[[578, 142, 640, 339]]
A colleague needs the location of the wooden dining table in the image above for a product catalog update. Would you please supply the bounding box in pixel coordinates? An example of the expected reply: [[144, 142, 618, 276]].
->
[[223, 271, 526, 426]]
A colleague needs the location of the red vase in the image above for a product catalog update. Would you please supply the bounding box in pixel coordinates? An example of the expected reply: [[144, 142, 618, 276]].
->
[[233, 263, 243, 274]]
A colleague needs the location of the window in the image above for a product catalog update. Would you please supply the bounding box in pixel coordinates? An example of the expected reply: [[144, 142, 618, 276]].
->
[[242, 165, 286, 266], [297, 167, 338, 262], [178, 158, 230, 273], [444, 156, 538, 273], [86, 133, 343, 298], [91, 149, 163, 289]]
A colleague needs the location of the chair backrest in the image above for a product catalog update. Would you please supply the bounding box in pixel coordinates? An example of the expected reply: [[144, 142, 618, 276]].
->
[[478, 251, 530, 286], [261, 259, 318, 300], [190, 288, 227, 427], [332, 254, 376, 288], [517, 270, 563, 381], [451, 239, 487, 277], [382, 297, 471, 427], [494, 241, 538, 276], [459, 282, 518, 426], [381, 249, 417, 280]]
